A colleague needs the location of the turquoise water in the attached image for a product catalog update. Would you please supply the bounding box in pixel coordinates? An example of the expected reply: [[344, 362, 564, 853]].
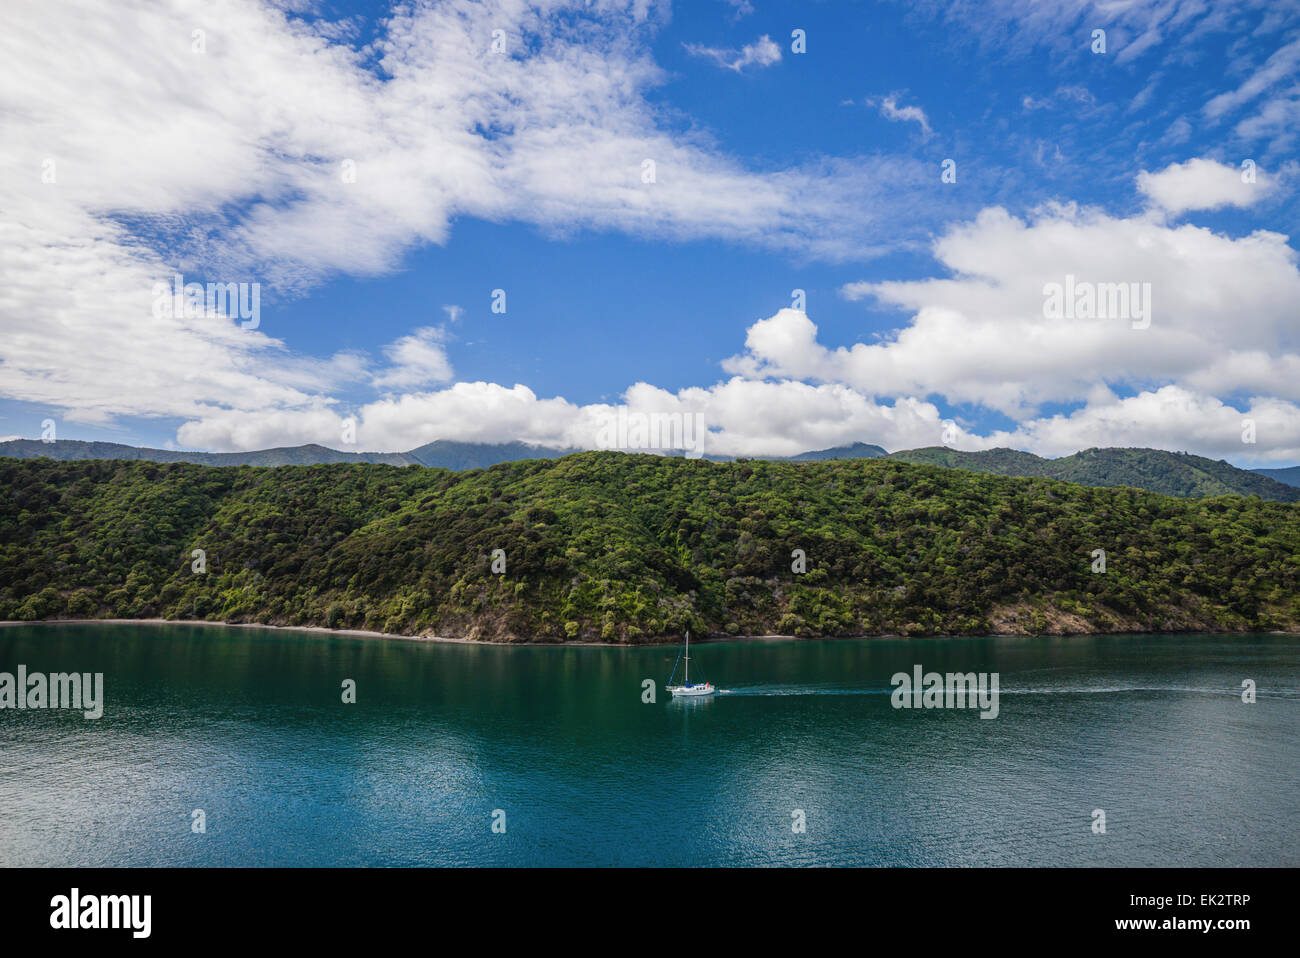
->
[[1, 624, 1297, 866]]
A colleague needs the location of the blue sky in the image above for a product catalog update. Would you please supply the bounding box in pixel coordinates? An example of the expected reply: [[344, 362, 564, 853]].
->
[[2, 0, 1298, 465]]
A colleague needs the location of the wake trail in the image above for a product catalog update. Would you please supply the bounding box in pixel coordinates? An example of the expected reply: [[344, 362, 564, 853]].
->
[[717, 685, 1300, 698], [720, 686, 892, 697]]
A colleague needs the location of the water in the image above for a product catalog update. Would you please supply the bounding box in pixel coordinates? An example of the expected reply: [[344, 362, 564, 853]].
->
[[1, 624, 1297, 866]]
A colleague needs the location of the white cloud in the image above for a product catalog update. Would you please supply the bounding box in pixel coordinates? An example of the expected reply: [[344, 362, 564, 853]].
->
[[1055, 85, 1095, 106], [372, 327, 454, 391], [1161, 116, 1193, 145], [0, 200, 355, 425], [1233, 91, 1300, 152], [5, 1, 1300, 468], [829, 195, 1300, 414], [0, 0, 930, 441], [177, 376, 951, 459], [174, 354, 1300, 464], [979, 385, 1300, 462], [684, 34, 781, 72], [0, 0, 903, 291], [867, 94, 932, 136], [1023, 85, 1095, 114], [1137, 157, 1271, 214], [905, 2, 1300, 153], [912, 0, 1292, 65], [173, 241, 1300, 463], [1204, 37, 1300, 119]]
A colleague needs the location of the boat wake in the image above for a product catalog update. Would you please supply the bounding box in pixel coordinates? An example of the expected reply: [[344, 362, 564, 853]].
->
[[999, 685, 1300, 698], [717, 685, 891, 697], [716, 684, 1300, 698]]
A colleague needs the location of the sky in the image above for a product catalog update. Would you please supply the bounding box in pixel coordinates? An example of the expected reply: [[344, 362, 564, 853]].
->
[[2, 0, 1299, 465]]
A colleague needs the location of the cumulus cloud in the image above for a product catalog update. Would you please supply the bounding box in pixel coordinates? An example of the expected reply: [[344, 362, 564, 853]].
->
[[1137, 158, 1272, 214], [173, 248, 1300, 464], [829, 192, 1300, 419], [177, 376, 952, 460], [175, 333, 1300, 464], [372, 327, 454, 391], [977, 385, 1300, 460]]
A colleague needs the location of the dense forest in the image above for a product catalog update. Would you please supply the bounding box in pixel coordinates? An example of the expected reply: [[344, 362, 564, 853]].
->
[[2, 453, 1298, 641]]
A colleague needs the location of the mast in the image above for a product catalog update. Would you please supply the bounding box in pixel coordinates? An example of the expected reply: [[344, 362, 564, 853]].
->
[[684, 630, 689, 684]]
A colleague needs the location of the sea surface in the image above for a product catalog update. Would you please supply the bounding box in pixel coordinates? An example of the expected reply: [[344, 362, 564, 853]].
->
[[1, 624, 1297, 866]]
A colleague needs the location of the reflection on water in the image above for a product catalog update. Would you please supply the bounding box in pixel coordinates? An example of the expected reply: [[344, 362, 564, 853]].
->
[[1, 624, 1297, 866]]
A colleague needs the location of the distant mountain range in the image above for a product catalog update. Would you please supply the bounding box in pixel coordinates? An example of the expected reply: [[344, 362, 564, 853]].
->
[[0, 438, 573, 471], [2, 437, 1296, 502], [788, 441, 888, 461], [1253, 465, 1300, 489], [885, 446, 1300, 502], [0, 437, 889, 470]]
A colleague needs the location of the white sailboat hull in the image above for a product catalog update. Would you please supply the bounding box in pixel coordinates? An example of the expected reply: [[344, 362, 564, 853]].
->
[[667, 632, 716, 696]]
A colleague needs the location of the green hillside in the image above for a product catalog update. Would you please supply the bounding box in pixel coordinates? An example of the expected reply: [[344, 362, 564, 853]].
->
[[887, 446, 1300, 502], [887, 447, 1051, 476], [3, 454, 1297, 641]]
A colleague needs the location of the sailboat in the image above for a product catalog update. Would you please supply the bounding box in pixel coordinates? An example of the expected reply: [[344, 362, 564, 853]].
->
[[666, 630, 716, 697]]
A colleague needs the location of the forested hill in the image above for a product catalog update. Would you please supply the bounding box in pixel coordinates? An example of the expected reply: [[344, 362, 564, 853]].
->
[[2, 454, 1297, 642], [887, 447, 1300, 503]]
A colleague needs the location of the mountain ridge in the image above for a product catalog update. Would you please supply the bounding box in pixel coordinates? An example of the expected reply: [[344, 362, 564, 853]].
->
[[1253, 465, 1300, 488], [2, 437, 1295, 502], [885, 446, 1300, 503]]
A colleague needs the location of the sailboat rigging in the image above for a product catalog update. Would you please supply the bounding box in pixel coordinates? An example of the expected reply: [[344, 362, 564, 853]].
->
[[666, 630, 716, 697]]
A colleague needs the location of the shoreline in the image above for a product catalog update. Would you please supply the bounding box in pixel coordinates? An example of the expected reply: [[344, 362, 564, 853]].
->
[[1, 617, 1295, 646], [0, 618, 553, 647], [0, 617, 748, 647]]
